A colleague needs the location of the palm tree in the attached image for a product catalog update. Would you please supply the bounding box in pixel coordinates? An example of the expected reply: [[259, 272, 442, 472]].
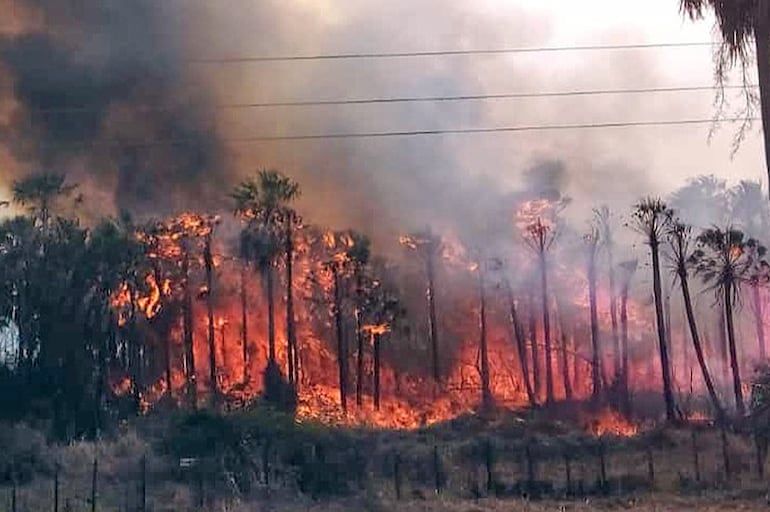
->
[[680, 2, 770, 197], [346, 233, 371, 408], [595, 206, 621, 380], [617, 259, 638, 415], [231, 170, 301, 378], [585, 225, 603, 402], [630, 198, 677, 421], [666, 221, 727, 420], [523, 217, 556, 404], [202, 217, 220, 408], [12, 172, 76, 230], [498, 266, 536, 407], [400, 229, 443, 384], [693, 227, 764, 415]]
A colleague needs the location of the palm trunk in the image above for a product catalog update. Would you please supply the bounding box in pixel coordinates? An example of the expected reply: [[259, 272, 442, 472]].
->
[[240, 262, 249, 383], [753, 284, 767, 360], [678, 266, 726, 420], [650, 241, 676, 421], [754, 19, 770, 202], [528, 291, 541, 400], [355, 285, 365, 407], [426, 255, 440, 383], [285, 221, 298, 384], [620, 281, 631, 415], [556, 300, 573, 401], [182, 249, 197, 409], [204, 235, 217, 407], [153, 262, 172, 396], [265, 264, 276, 363], [724, 285, 744, 415], [718, 307, 730, 384], [608, 252, 621, 380], [478, 267, 492, 411], [540, 253, 554, 404], [332, 267, 347, 412], [373, 332, 381, 410], [129, 288, 142, 414], [588, 249, 602, 402], [504, 279, 535, 406]]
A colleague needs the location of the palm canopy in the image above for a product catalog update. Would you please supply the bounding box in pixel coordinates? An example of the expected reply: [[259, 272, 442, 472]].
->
[[630, 197, 673, 243], [231, 170, 300, 225], [681, 1, 762, 63]]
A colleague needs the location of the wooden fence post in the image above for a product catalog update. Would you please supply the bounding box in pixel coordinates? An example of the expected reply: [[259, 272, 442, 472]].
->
[[484, 439, 494, 495], [90, 457, 97, 512], [432, 445, 442, 494], [598, 438, 607, 489], [54, 461, 59, 512], [262, 439, 271, 487], [525, 443, 535, 486], [646, 444, 655, 485], [720, 426, 731, 479], [754, 434, 765, 479], [394, 453, 402, 500], [11, 477, 17, 512], [691, 429, 700, 483], [140, 454, 147, 512], [563, 450, 572, 494]]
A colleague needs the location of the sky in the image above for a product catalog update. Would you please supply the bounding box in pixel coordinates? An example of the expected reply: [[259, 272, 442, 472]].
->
[[0, 0, 764, 245]]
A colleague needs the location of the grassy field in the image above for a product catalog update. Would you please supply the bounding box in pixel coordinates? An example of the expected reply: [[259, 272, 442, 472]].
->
[[3, 409, 770, 511]]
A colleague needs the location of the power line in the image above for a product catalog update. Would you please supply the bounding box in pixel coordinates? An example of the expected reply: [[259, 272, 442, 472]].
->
[[31, 84, 751, 114], [189, 41, 715, 64], [35, 117, 754, 148]]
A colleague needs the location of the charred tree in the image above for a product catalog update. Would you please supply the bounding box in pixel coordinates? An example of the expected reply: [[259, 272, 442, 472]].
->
[[355, 277, 365, 408], [373, 331, 382, 410], [667, 222, 726, 420], [284, 214, 299, 384], [595, 206, 621, 380], [586, 228, 603, 403], [503, 277, 535, 406], [631, 198, 676, 422], [723, 286, 744, 415], [753, 284, 767, 361], [182, 245, 197, 409], [203, 230, 217, 407], [240, 261, 249, 383], [618, 260, 637, 415], [556, 299, 573, 401], [332, 266, 348, 412], [477, 262, 493, 412], [528, 290, 541, 402]]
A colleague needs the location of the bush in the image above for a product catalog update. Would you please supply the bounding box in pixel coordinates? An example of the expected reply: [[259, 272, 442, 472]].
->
[[0, 422, 52, 484]]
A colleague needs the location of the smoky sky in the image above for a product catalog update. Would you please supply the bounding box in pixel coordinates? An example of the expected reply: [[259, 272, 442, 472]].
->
[[0, 0, 766, 253]]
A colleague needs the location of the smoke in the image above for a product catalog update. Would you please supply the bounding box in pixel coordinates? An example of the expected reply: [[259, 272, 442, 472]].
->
[[0, 0, 762, 249]]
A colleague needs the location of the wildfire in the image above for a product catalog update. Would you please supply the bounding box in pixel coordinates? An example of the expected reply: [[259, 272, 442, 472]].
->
[[585, 409, 639, 438]]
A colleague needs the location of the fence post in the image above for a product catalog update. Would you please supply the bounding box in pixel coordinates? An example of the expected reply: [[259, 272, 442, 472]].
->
[[11, 477, 17, 512], [140, 454, 147, 512], [90, 457, 97, 512], [262, 439, 271, 487], [54, 461, 59, 512], [525, 443, 535, 486], [393, 453, 402, 500], [484, 439, 494, 495], [563, 450, 572, 494], [720, 425, 731, 479], [754, 434, 766, 479], [691, 429, 700, 483], [646, 444, 655, 485], [598, 438, 607, 490], [432, 445, 442, 494]]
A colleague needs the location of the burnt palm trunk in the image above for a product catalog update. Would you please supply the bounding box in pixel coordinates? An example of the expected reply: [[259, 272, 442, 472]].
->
[[240, 262, 249, 383], [678, 266, 726, 420], [724, 285, 744, 415], [182, 249, 197, 409], [204, 235, 217, 407], [753, 284, 767, 360], [620, 280, 631, 415], [426, 254, 440, 383], [588, 248, 602, 402], [504, 279, 535, 406], [540, 254, 554, 404], [607, 250, 621, 380], [478, 266, 492, 411], [153, 262, 172, 396], [373, 332, 381, 410], [528, 291, 540, 400], [332, 267, 348, 412], [718, 306, 730, 384], [355, 275, 365, 407], [285, 219, 298, 384], [650, 241, 676, 421], [265, 264, 276, 363], [754, 17, 770, 202], [129, 287, 142, 414], [556, 301, 573, 401]]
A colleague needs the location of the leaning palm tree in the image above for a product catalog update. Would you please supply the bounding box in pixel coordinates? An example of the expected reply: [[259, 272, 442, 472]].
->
[[693, 227, 765, 416], [680, 2, 770, 197], [666, 220, 726, 421], [630, 198, 677, 421]]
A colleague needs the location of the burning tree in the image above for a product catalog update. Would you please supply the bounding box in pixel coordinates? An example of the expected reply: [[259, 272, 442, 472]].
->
[[594, 206, 621, 380], [400, 229, 443, 384], [666, 220, 726, 421], [584, 225, 604, 403], [521, 213, 558, 404], [692, 227, 767, 416], [630, 198, 677, 422], [617, 259, 638, 415]]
